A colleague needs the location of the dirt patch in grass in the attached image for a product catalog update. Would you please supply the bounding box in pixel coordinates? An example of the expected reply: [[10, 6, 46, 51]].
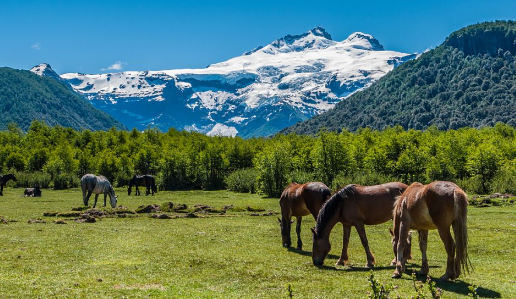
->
[[246, 206, 266, 212], [470, 193, 516, 207], [28, 218, 47, 224], [53, 220, 67, 224], [71, 206, 90, 211], [57, 211, 82, 217], [136, 204, 161, 213]]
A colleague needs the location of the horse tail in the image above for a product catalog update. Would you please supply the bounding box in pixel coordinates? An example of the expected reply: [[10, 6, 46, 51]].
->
[[453, 188, 471, 276]]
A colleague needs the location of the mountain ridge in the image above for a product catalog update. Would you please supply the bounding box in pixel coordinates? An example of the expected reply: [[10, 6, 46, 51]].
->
[[39, 27, 415, 137], [280, 21, 516, 135]]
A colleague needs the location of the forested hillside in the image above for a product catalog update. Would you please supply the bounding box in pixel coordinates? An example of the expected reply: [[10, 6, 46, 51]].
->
[[2, 121, 516, 196], [282, 21, 516, 134], [0, 67, 125, 131]]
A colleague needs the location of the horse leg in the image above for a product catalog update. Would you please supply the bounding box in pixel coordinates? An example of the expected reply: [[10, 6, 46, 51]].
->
[[146, 186, 150, 196], [295, 216, 302, 250], [93, 194, 99, 208], [0, 185, 3, 196], [355, 223, 375, 268], [84, 190, 92, 206], [393, 221, 411, 278], [417, 230, 429, 276], [136, 186, 140, 196], [336, 225, 351, 266], [104, 194, 107, 207], [437, 226, 456, 281]]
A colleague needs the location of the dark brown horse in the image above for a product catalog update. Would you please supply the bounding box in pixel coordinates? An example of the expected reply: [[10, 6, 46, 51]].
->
[[392, 181, 471, 280], [128, 175, 157, 196], [278, 182, 331, 249], [0, 174, 17, 196], [311, 182, 408, 267]]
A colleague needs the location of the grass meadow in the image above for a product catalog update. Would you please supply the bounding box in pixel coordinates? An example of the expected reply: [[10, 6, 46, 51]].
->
[[0, 188, 515, 298]]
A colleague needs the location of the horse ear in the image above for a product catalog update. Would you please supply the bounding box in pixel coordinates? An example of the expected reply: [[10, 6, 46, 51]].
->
[[389, 228, 394, 237], [311, 227, 317, 237]]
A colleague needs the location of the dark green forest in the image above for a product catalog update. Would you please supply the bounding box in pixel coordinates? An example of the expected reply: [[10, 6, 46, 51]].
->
[[0, 67, 124, 131], [2, 121, 516, 197], [282, 21, 516, 135]]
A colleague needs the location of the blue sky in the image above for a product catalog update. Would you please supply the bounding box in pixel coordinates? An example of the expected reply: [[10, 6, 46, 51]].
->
[[2, 0, 516, 74]]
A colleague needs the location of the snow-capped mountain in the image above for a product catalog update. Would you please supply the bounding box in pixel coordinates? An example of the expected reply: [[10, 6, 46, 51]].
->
[[52, 27, 415, 138]]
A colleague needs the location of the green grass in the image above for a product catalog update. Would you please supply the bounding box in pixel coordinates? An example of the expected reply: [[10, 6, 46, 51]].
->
[[0, 188, 514, 298]]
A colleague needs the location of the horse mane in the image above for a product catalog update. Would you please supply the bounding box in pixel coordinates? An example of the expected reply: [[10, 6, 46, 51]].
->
[[315, 184, 356, 235], [393, 195, 404, 219]]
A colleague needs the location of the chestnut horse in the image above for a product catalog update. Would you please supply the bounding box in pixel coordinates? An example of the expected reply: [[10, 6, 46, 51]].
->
[[392, 181, 471, 280], [278, 182, 331, 249], [311, 182, 408, 267]]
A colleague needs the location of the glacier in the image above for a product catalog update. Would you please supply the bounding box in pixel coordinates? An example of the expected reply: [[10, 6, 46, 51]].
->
[[35, 27, 416, 138]]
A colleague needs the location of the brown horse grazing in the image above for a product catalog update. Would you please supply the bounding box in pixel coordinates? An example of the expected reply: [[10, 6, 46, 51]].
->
[[311, 182, 408, 267], [278, 182, 331, 249], [0, 174, 17, 196], [392, 181, 471, 281]]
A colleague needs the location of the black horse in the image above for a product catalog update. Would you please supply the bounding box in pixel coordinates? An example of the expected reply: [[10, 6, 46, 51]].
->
[[0, 174, 17, 196], [128, 175, 157, 196]]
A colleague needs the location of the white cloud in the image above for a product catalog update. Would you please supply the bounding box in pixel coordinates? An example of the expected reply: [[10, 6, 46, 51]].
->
[[101, 61, 127, 71], [31, 42, 41, 50]]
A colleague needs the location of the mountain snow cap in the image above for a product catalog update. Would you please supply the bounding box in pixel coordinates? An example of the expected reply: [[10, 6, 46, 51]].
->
[[344, 32, 384, 51], [30, 63, 61, 79], [260, 26, 335, 54]]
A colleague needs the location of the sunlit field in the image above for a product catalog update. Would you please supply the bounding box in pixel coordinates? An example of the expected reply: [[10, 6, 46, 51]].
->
[[0, 188, 514, 298]]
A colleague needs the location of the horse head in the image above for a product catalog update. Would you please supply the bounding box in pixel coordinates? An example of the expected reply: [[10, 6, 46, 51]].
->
[[311, 227, 331, 266], [10, 174, 17, 182], [278, 217, 294, 248], [109, 186, 117, 208]]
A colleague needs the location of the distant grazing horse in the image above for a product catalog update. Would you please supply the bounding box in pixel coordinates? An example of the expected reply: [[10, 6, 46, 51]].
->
[[24, 184, 42, 197], [392, 181, 471, 280], [312, 182, 408, 267], [81, 174, 117, 208], [0, 174, 17, 196], [128, 175, 157, 196], [278, 182, 331, 249]]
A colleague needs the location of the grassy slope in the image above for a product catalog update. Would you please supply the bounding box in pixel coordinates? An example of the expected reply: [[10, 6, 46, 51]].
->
[[0, 188, 514, 298]]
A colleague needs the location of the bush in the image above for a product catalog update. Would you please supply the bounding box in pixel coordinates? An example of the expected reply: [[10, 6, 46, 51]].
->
[[332, 172, 398, 191], [52, 173, 79, 190], [458, 175, 485, 195], [225, 168, 259, 193], [13, 171, 51, 188], [289, 170, 315, 184]]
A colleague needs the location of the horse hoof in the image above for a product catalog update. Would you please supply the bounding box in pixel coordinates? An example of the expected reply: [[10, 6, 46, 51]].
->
[[439, 274, 453, 281], [335, 260, 347, 266], [392, 273, 402, 279], [365, 262, 375, 269]]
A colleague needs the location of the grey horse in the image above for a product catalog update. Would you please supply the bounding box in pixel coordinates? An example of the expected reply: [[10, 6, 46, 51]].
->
[[80, 174, 117, 208]]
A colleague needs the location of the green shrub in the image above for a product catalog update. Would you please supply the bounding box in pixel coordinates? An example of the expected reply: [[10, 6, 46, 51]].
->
[[13, 171, 51, 188], [52, 173, 79, 190], [225, 168, 259, 193], [332, 172, 397, 191], [289, 170, 315, 184]]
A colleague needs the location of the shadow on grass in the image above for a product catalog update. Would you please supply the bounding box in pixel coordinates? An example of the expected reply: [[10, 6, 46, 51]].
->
[[410, 272, 501, 298], [286, 247, 340, 260]]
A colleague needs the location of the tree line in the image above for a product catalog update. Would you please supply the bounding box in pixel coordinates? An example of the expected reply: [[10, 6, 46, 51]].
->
[[2, 120, 516, 197]]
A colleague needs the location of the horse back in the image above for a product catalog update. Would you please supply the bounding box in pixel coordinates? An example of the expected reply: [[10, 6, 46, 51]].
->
[[348, 182, 406, 225], [300, 182, 330, 219], [280, 183, 310, 218], [399, 181, 457, 229]]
